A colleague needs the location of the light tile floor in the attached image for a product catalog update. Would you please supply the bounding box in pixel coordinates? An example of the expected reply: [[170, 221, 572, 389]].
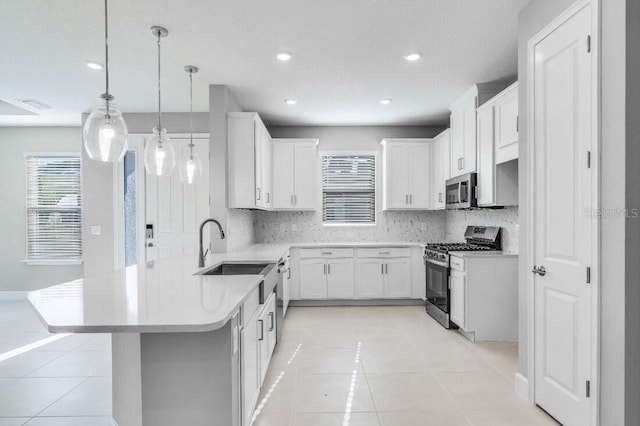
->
[[0, 301, 558, 425]]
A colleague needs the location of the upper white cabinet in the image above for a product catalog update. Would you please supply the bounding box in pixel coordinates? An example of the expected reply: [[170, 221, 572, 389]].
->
[[476, 83, 519, 207], [448, 84, 505, 178], [271, 139, 318, 210], [228, 112, 272, 210], [432, 129, 450, 210], [493, 82, 519, 164], [381, 139, 432, 210]]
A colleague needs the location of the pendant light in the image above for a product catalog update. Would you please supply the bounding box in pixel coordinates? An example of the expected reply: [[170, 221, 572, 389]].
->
[[144, 26, 175, 176], [178, 65, 203, 184], [83, 0, 128, 162]]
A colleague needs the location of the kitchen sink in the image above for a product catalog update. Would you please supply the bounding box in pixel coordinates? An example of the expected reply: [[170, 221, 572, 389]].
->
[[198, 262, 273, 276], [196, 262, 278, 304]]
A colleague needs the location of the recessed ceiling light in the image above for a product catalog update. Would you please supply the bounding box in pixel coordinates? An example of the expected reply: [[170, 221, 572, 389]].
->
[[404, 52, 422, 62], [380, 98, 392, 105], [284, 99, 297, 105], [277, 52, 292, 61], [86, 61, 103, 70]]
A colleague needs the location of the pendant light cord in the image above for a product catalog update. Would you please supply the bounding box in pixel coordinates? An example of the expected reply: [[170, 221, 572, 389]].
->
[[103, 0, 111, 117], [157, 32, 162, 130], [189, 70, 194, 159]]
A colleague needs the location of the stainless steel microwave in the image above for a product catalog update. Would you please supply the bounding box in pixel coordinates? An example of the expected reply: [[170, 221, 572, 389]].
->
[[445, 172, 477, 209]]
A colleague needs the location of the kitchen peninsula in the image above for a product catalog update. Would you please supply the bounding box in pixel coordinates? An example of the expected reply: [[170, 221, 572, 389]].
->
[[27, 244, 290, 426]]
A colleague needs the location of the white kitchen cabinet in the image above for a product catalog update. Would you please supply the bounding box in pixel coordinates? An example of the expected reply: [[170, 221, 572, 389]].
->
[[355, 259, 385, 298], [448, 84, 505, 178], [432, 129, 450, 209], [228, 112, 272, 210], [299, 259, 327, 299], [327, 259, 355, 299], [272, 139, 318, 210], [258, 292, 276, 385], [241, 308, 260, 426], [299, 256, 354, 300], [381, 139, 433, 210], [494, 82, 519, 164], [384, 258, 412, 298], [449, 269, 466, 329], [355, 251, 412, 299], [476, 84, 519, 207]]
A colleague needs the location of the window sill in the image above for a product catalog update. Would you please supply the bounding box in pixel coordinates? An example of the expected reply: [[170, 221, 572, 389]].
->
[[322, 223, 377, 227], [22, 259, 83, 266]]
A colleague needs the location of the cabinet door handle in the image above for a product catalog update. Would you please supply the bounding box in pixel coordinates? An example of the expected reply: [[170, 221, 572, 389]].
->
[[379, 251, 390, 255], [291, 194, 294, 206], [439, 192, 443, 203], [321, 252, 332, 255], [381, 263, 384, 274], [256, 187, 261, 201], [294, 194, 297, 205], [460, 157, 464, 170], [268, 312, 274, 331], [323, 264, 326, 275], [405, 194, 409, 204], [258, 320, 264, 341], [266, 192, 270, 203], [327, 264, 331, 274], [409, 194, 413, 204], [287, 268, 291, 279], [385, 264, 388, 274]]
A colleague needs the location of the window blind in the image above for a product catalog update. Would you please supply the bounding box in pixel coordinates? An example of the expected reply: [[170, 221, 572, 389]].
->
[[322, 154, 375, 224], [25, 155, 82, 261]]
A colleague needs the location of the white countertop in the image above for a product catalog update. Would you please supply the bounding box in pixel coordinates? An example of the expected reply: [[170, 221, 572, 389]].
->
[[449, 251, 519, 258], [28, 244, 290, 334]]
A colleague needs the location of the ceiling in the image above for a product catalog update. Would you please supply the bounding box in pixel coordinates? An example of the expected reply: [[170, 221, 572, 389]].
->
[[0, 0, 528, 127]]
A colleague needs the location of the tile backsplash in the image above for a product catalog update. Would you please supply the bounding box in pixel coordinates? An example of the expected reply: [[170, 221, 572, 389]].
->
[[445, 207, 519, 253], [254, 210, 447, 243], [226, 209, 256, 252], [252, 207, 519, 254]]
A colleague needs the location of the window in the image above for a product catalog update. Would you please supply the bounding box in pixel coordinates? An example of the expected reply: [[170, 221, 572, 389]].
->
[[322, 154, 376, 224], [25, 154, 82, 263]]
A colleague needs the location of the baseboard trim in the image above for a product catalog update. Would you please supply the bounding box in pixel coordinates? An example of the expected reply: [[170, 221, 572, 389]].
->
[[289, 299, 425, 307], [0, 291, 28, 301], [515, 372, 530, 401]]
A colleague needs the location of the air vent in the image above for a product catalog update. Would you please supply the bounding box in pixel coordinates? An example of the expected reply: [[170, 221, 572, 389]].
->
[[0, 100, 38, 116], [19, 99, 53, 110]]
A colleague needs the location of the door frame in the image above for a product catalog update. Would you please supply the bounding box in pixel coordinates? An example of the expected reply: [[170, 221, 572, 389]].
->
[[113, 133, 209, 268], [525, 0, 601, 424]]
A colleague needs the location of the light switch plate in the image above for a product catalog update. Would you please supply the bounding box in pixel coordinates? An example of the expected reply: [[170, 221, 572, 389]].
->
[[280, 223, 286, 232], [91, 225, 102, 236], [291, 224, 297, 231]]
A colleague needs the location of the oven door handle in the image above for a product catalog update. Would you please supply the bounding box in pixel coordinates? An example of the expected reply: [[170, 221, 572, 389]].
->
[[458, 183, 462, 204]]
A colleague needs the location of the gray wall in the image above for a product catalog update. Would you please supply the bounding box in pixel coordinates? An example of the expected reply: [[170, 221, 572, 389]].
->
[[208, 85, 256, 253], [519, 0, 638, 424], [0, 127, 84, 291]]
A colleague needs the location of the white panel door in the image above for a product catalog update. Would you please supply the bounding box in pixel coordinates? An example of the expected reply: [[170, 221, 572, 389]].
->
[[532, 4, 593, 425], [327, 259, 355, 299], [254, 120, 265, 208], [450, 109, 464, 178], [299, 259, 327, 299], [383, 258, 411, 298], [384, 144, 410, 209], [462, 98, 477, 174], [293, 143, 317, 209], [449, 270, 466, 329], [408, 143, 431, 209], [261, 132, 273, 209], [272, 142, 295, 209], [241, 309, 260, 426], [145, 137, 209, 261], [477, 105, 495, 206], [356, 260, 384, 299]]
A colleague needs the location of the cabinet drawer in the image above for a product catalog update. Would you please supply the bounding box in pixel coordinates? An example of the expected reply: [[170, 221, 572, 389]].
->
[[241, 286, 260, 328], [449, 256, 465, 272], [357, 247, 411, 258], [299, 248, 354, 259]]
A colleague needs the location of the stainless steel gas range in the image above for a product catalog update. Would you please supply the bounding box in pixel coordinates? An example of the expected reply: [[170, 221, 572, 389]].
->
[[424, 226, 502, 328]]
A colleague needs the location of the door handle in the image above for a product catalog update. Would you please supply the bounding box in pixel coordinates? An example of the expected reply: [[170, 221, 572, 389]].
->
[[287, 268, 291, 279], [531, 265, 547, 276], [385, 264, 388, 274], [460, 157, 464, 170], [291, 194, 294, 206], [409, 194, 413, 204], [256, 187, 261, 201], [294, 194, 297, 205], [405, 194, 409, 204], [268, 312, 274, 331], [381, 263, 384, 274], [327, 264, 331, 274], [266, 192, 270, 203], [147, 242, 154, 247], [324, 264, 326, 275], [258, 319, 264, 341]]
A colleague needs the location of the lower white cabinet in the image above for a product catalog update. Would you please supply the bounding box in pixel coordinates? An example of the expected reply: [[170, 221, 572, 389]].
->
[[356, 257, 411, 299], [299, 257, 354, 299], [241, 291, 277, 425], [449, 269, 466, 329]]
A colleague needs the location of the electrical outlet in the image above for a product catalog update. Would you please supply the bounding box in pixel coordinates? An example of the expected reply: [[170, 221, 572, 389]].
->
[[279, 223, 286, 232], [291, 224, 297, 231], [91, 225, 102, 236]]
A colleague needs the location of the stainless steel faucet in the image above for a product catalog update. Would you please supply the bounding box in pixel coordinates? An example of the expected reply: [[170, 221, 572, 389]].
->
[[198, 218, 225, 267]]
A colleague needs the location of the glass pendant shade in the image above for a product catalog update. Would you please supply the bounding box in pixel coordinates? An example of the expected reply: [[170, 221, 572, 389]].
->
[[83, 97, 128, 162], [144, 127, 175, 176], [178, 147, 203, 184]]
